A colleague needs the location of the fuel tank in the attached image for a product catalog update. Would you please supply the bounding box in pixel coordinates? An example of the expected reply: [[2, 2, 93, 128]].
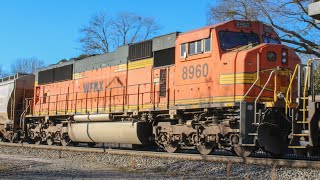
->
[[68, 121, 151, 144]]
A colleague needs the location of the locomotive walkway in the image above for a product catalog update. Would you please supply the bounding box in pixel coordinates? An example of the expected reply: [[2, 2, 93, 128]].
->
[[0, 142, 319, 169]]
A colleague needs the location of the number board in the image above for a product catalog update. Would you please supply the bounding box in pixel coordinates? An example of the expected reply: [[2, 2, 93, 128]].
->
[[235, 21, 252, 29], [182, 64, 209, 80]]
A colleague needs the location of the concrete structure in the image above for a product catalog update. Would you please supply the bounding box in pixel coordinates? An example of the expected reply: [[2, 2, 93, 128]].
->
[[308, 0, 320, 21]]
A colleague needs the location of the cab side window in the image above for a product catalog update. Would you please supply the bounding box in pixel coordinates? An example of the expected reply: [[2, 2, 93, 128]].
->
[[188, 42, 196, 55], [180, 43, 186, 57], [180, 36, 211, 58], [204, 38, 211, 52]]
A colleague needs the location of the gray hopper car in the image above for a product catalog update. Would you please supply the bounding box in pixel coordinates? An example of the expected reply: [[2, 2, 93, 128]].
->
[[0, 73, 34, 142]]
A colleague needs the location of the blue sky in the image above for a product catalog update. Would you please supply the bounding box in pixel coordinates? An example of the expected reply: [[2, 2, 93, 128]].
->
[[0, 0, 214, 70]]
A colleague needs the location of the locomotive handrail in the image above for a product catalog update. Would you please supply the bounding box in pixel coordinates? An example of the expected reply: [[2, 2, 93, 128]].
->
[[240, 52, 260, 103], [254, 69, 276, 124], [27, 81, 164, 116], [33, 82, 161, 99], [302, 60, 311, 123], [301, 58, 320, 123], [253, 67, 291, 124], [285, 64, 300, 115]]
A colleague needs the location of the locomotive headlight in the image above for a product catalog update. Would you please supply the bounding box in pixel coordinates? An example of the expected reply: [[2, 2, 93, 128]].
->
[[282, 51, 287, 57], [267, 51, 277, 62], [282, 57, 287, 64], [281, 49, 288, 64]]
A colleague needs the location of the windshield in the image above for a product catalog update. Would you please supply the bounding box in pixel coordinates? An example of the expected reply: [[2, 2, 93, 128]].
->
[[263, 35, 281, 44], [219, 31, 259, 51]]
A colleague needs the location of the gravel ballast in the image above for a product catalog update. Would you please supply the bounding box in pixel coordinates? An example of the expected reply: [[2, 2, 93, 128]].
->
[[0, 145, 319, 179]]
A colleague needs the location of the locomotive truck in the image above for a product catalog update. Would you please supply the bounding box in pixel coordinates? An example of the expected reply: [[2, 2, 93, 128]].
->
[[0, 20, 319, 157]]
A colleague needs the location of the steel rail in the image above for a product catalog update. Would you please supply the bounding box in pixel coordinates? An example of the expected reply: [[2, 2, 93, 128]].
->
[[0, 142, 319, 169]]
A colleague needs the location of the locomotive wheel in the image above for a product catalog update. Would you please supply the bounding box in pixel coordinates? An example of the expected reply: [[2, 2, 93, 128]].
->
[[60, 133, 71, 147], [72, 142, 79, 147], [196, 143, 215, 155], [308, 147, 320, 156], [2, 137, 8, 142], [10, 133, 20, 143], [9, 137, 14, 143], [232, 146, 252, 157], [163, 142, 179, 153], [34, 137, 42, 145], [87, 142, 96, 147], [46, 137, 54, 146], [61, 138, 70, 146], [17, 139, 23, 144], [7, 132, 15, 143]]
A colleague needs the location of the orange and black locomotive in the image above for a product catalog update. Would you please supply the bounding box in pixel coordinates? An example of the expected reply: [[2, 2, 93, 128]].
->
[[1, 20, 319, 157]]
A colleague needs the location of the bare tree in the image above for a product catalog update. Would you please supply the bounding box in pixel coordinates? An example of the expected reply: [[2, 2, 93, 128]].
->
[[208, 0, 261, 21], [79, 12, 111, 55], [207, 0, 320, 57], [11, 57, 45, 74], [79, 12, 161, 54]]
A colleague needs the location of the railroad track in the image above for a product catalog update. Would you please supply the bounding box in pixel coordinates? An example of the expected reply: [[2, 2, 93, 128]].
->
[[0, 142, 319, 169]]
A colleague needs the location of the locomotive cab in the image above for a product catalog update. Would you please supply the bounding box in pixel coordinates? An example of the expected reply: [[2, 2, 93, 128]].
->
[[214, 21, 301, 155], [173, 20, 301, 156]]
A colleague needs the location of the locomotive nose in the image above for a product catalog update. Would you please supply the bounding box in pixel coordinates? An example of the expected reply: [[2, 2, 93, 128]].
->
[[260, 44, 300, 68]]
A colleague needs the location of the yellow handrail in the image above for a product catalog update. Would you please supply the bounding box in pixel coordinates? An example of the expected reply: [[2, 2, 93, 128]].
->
[[302, 60, 311, 123], [274, 73, 278, 102], [285, 64, 300, 114]]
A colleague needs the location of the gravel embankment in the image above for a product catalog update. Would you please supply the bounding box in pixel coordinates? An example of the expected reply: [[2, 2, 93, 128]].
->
[[0, 145, 319, 179]]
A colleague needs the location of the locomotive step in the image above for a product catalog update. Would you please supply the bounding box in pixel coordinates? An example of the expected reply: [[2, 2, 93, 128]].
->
[[299, 97, 309, 100], [296, 121, 309, 124], [251, 123, 260, 126], [288, 146, 307, 149], [239, 144, 256, 146], [248, 133, 258, 136], [292, 134, 309, 137]]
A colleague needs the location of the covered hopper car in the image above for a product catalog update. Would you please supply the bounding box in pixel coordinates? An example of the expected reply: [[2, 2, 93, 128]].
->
[[2, 20, 320, 157], [0, 74, 34, 142]]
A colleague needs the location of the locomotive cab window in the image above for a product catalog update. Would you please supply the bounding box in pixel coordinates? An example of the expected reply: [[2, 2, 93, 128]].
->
[[262, 35, 281, 44], [180, 43, 186, 57], [219, 31, 259, 51], [182, 37, 211, 58], [196, 40, 202, 54], [204, 37, 211, 52], [188, 40, 202, 55], [188, 42, 196, 55]]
